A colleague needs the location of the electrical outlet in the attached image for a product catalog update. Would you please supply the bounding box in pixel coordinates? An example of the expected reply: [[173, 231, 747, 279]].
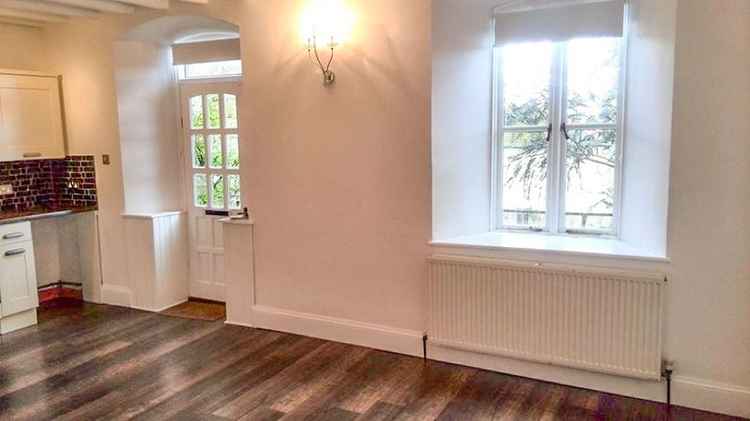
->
[[0, 184, 13, 195]]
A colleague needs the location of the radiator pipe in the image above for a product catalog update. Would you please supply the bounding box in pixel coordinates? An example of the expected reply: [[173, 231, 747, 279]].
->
[[422, 334, 428, 361], [662, 360, 675, 411]]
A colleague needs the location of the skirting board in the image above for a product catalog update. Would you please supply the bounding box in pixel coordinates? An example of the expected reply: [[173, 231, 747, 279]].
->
[[250, 305, 423, 358], [428, 344, 750, 419], [100, 284, 133, 308], [131, 299, 188, 314], [245, 304, 749, 419]]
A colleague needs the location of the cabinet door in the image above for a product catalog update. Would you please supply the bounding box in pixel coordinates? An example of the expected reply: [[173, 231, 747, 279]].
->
[[0, 242, 38, 317], [0, 74, 65, 161]]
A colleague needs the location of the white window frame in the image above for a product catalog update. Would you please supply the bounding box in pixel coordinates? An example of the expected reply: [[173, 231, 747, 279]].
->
[[491, 35, 628, 238]]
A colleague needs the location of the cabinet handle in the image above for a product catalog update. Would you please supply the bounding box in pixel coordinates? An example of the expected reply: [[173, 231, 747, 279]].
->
[[2, 232, 24, 240], [4, 248, 25, 257], [23, 152, 42, 158]]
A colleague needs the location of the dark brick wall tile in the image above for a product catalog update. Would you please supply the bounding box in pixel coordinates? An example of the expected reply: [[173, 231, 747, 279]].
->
[[0, 156, 98, 212]]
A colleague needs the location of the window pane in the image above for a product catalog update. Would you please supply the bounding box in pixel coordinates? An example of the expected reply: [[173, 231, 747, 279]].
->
[[193, 174, 208, 207], [192, 134, 206, 168], [228, 175, 241, 210], [564, 128, 616, 232], [190, 95, 204, 129], [226, 134, 239, 169], [502, 42, 553, 127], [206, 94, 221, 129], [209, 134, 223, 169], [502, 131, 547, 228], [183, 60, 242, 79], [224, 94, 238, 129], [566, 38, 621, 124], [211, 174, 225, 209]]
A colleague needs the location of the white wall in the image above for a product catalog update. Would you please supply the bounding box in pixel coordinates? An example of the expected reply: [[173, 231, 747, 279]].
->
[[0, 23, 48, 71], [114, 40, 183, 213], [432, 0, 750, 417], [432, 0, 494, 240], [619, 0, 676, 257], [665, 0, 750, 413], [19, 0, 750, 417]]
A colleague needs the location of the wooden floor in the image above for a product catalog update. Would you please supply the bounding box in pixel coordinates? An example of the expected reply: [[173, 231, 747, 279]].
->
[[0, 300, 738, 421]]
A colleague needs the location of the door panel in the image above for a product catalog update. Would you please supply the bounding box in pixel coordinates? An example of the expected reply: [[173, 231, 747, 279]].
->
[[0, 242, 38, 317]]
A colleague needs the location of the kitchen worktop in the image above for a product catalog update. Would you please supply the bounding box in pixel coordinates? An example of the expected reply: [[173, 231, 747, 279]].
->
[[0, 205, 98, 225]]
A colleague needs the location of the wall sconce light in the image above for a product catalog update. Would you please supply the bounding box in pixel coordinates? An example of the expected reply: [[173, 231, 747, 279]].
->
[[300, 0, 354, 87]]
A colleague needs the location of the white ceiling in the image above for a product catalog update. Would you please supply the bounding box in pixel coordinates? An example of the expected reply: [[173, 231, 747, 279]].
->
[[0, 0, 209, 28]]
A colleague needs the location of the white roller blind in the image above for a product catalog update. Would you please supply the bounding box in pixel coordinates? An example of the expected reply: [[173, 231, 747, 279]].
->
[[494, 0, 625, 45], [172, 38, 241, 65]]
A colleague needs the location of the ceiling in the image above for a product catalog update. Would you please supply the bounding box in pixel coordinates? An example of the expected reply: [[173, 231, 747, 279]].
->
[[0, 0, 209, 28]]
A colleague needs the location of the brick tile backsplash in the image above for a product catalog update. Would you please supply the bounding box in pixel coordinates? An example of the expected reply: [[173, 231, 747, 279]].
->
[[0, 156, 98, 211]]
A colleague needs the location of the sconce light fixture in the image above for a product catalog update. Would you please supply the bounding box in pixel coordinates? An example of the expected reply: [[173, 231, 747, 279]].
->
[[300, 0, 354, 86]]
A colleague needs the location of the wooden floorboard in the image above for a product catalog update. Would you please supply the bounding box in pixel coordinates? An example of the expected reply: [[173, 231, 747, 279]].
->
[[0, 301, 740, 421]]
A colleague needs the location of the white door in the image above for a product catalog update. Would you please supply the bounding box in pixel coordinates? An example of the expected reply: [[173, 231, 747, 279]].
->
[[0, 73, 65, 161], [180, 81, 242, 302], [0, 243, 39, 317]]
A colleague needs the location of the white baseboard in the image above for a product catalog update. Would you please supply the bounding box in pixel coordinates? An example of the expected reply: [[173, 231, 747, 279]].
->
[[240, 305, 750, 419], [251, 305, 423, 357], [131, 298, 188, 313], [672, 375, 750, 419], [429, 344, 750, 419], [100, 284, 132, 308]]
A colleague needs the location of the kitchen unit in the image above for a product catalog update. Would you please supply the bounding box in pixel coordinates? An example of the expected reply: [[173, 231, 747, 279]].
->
[[0, 70, 66, 161], [0, 221, 39, 334]]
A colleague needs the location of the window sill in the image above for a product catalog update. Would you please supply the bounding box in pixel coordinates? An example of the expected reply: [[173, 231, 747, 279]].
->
[[430, 231, 669, 263]]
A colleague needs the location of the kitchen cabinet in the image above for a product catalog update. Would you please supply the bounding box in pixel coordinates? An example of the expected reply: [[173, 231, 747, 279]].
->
[[0, 71, 66, 162], [0, 221, 39, 334]]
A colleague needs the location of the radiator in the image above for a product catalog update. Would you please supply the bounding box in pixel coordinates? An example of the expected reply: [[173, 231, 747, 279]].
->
[[427, 256, 666, 380]]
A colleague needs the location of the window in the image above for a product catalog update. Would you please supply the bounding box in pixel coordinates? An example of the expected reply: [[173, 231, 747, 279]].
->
[[495, 37, 623, 235], [176, 60, 242, 80], [188, 93, 241, 211]]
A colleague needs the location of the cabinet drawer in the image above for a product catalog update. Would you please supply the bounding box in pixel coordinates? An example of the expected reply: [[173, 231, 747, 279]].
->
[[0, 221, 32, 245]]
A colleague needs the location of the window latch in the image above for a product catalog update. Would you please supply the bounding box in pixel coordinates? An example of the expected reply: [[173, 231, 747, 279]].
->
[[545, 123, 552, 142], [560, 122, 571, 141]]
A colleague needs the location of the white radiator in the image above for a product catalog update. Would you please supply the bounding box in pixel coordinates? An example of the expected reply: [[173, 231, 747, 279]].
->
[[427, 256, 666, 380]]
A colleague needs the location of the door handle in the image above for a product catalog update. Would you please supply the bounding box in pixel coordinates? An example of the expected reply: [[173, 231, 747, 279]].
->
[[4, 248, 25, 257], [2, 232, 24, 240]]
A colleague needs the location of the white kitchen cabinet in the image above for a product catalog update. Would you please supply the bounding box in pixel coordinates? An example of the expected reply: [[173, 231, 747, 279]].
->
[[0, 222, 39, 334], [0, 70, 66, 161]]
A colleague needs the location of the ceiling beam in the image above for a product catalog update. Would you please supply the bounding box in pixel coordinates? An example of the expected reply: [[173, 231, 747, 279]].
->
[[0, 0, 97, 17], [43, 0, 134, 14], [0, 16, 44, 27], [113, 0, 168, 9], [0, 6, 67, 22]]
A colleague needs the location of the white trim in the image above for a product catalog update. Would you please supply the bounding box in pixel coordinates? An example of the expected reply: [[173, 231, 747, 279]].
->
[[428, 344, 750, 419], [251, 305, 424, 358], [671, 376, 750, 419], [0, 308, 37, 334], [131, 298, 188, 313], [100, 284, 133, 307], [121, 211, 185, 220]]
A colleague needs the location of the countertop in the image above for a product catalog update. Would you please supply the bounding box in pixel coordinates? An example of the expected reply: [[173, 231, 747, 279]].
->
[[0, 205, 98, 225]]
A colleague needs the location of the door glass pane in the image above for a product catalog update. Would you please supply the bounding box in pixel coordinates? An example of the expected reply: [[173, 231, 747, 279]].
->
[[228, 175, 241, 210], [224, 94, 238, 129], [206, 94, 221, 129], [193, 174, 208, 207], [502, 42, 553, 128], [209, 134, 223, 169], [502, 131, 547, 229], [190, 95, 204, 129], [566, 38, 621, 124], [226, 134, 239, 169], [192, 134, 206, 168], [211, 174, 225, 209], [564, 128, 616, 232]]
